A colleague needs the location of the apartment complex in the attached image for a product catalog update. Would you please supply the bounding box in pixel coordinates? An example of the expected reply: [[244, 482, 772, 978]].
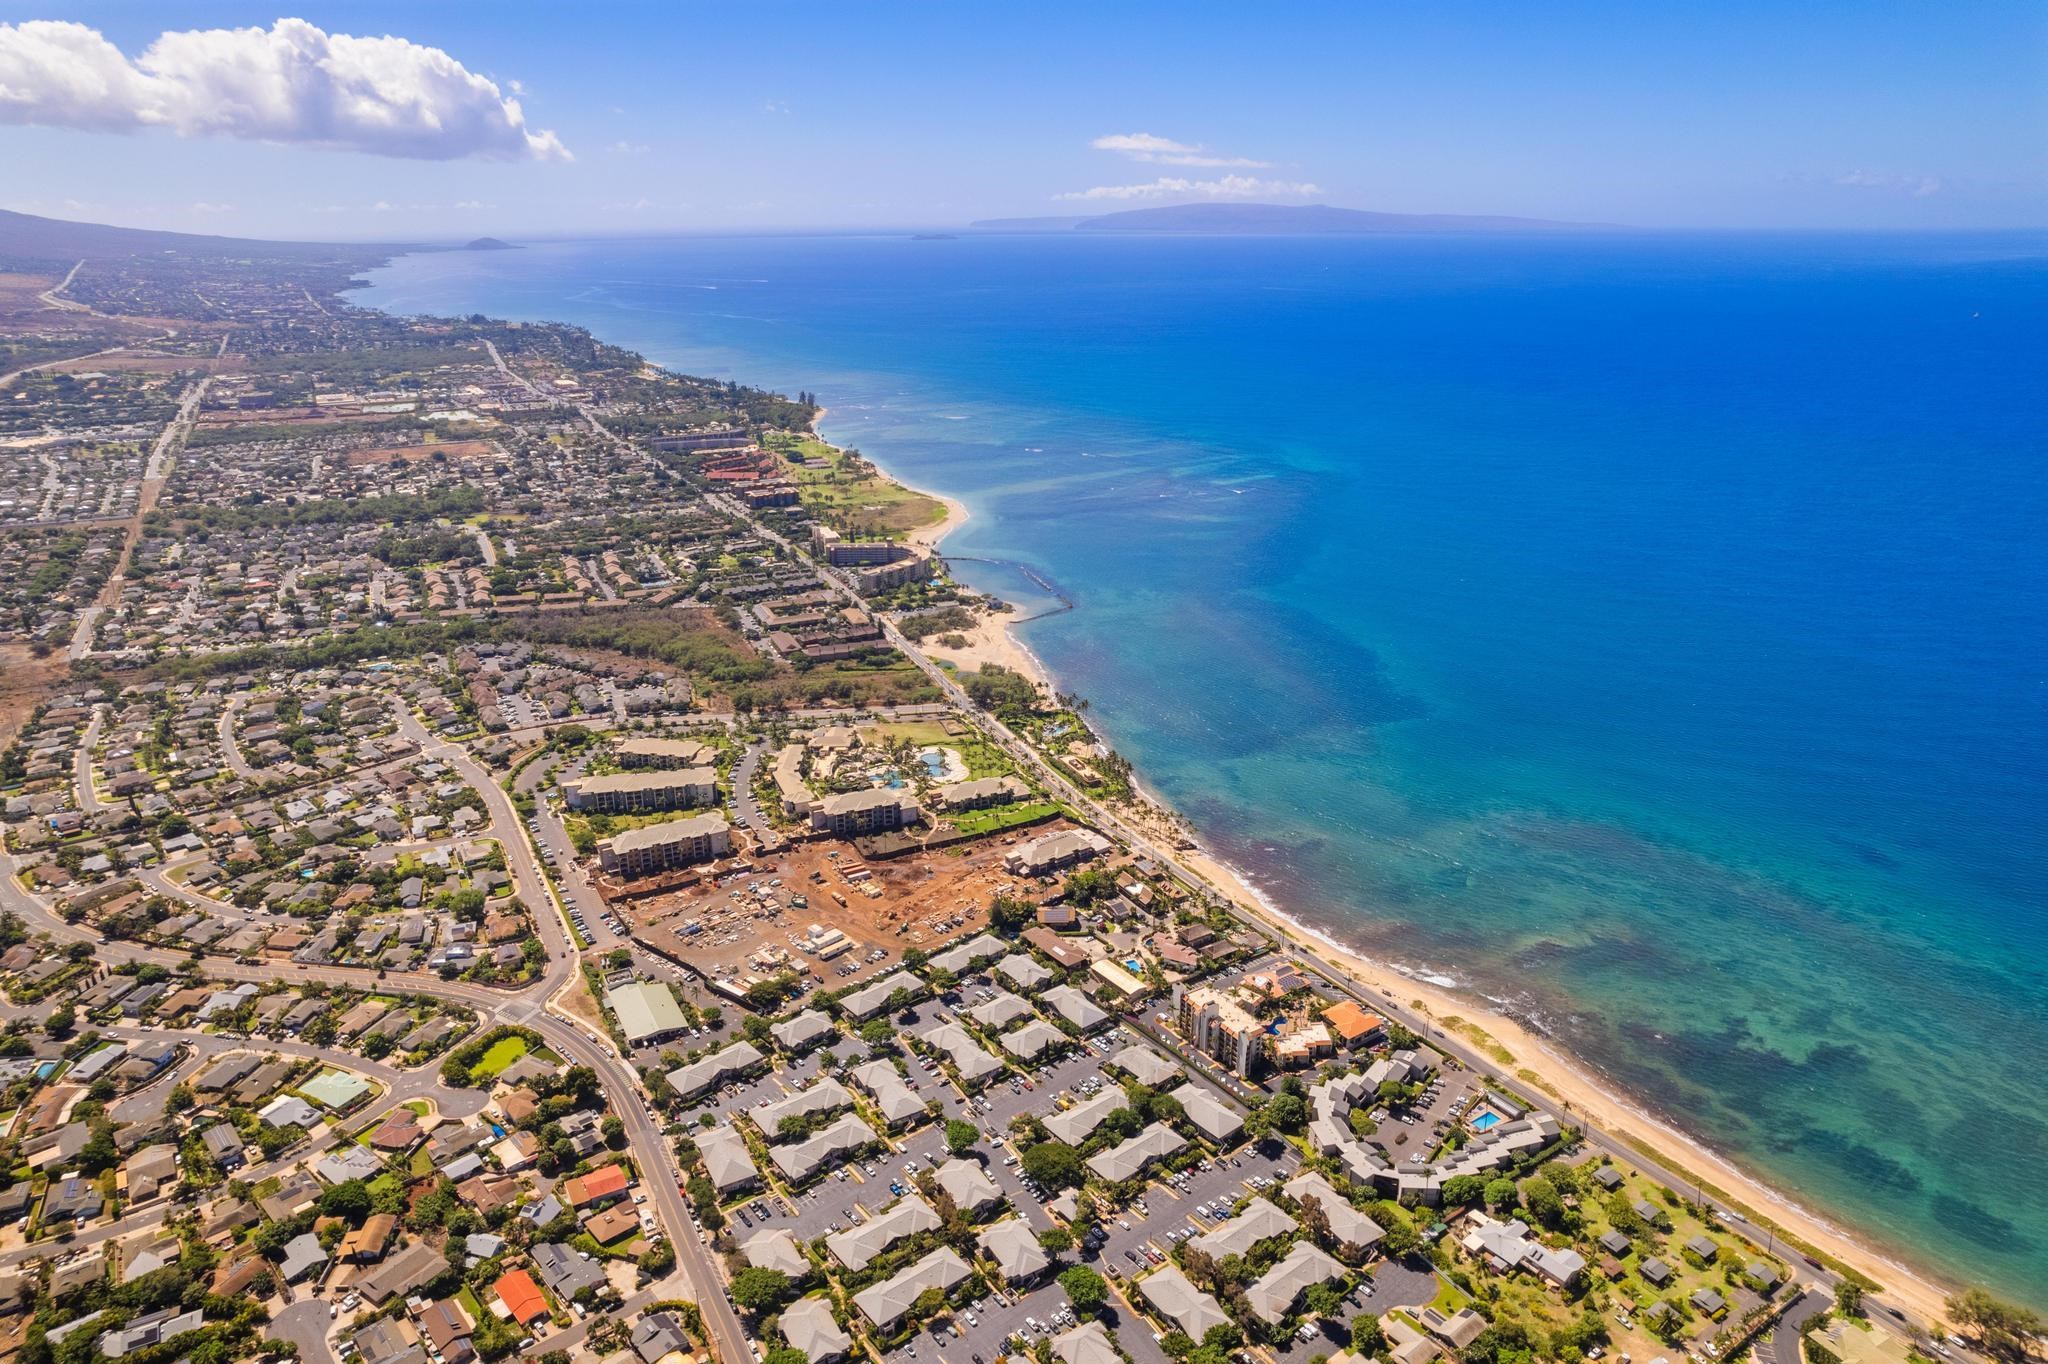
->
[[563, 768, 716, 814], [596, 812, 732, 877], [1174, 983, 1268, 1079], [809, 788, 921, 837]]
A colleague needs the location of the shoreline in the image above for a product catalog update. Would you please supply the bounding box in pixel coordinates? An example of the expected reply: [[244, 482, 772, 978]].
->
[[814, 415, 1965, 1328]]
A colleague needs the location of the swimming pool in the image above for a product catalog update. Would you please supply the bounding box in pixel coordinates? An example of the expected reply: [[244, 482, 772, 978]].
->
[[1471, 1111, 1502, 1132]]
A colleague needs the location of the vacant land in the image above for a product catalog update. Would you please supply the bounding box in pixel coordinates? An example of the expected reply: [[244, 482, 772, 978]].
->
[[763, 430, 947, 539]]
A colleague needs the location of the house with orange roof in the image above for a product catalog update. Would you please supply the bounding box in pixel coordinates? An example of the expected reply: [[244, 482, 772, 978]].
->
[[561, 1163, 629, 1209], [494, 1268, 548, 1324]]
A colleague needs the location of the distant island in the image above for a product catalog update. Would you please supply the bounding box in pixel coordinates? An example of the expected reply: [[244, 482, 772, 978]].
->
[[970, 202, 1617, 234], [464, 236, 517, 250]]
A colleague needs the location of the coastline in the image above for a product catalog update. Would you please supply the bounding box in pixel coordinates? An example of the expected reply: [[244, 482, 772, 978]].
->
[[832, 421, 1963, 1329]]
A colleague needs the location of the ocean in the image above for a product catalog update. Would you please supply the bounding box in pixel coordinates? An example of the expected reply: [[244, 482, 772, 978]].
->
[[354, 229, 2048, 1302]]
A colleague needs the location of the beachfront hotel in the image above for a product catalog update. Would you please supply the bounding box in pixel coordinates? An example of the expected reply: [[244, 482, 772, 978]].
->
[[1175, 983, 1268, 1078]]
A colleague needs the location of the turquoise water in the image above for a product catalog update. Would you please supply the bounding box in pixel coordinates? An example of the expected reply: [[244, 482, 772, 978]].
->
[[355, 231, 2048, 1301], [1473, 1112, 1503, 1133]]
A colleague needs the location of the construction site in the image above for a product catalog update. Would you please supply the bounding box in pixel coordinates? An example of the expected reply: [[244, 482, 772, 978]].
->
[[594, 821, 1079, 1004]]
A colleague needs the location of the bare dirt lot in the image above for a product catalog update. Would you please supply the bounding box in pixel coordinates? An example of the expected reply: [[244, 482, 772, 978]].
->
[[604, 822, 1073, 992]]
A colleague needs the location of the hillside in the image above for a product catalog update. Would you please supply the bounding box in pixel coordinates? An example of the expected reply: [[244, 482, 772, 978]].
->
[[0, 207, 403, 268]]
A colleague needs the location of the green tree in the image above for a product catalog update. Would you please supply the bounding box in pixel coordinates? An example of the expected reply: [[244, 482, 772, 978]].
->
[[1484, 1177, 1519, 1212], [1021, 1141, 1084, 1191], [1946, 1289, 2042, 1362], [1059, 1265, 1108, 1316], [730, 1267, 791, 1313], [945, 1119, 980, 1156], [1521, 1175, 1565, 1229]]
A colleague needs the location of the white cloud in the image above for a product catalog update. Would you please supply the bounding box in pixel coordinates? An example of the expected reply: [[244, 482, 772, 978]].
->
[[189, 201, 235, 214], [0, 17, 569, 161], [1090, 131, 1270, 168], [1835, 170, 1944, 197], [1056, 174, 1322, 202]]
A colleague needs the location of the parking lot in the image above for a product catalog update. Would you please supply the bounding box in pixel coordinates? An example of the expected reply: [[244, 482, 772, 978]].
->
[[893, 1261, 1175, 1364], [1092, 1139, 1305, 1282]]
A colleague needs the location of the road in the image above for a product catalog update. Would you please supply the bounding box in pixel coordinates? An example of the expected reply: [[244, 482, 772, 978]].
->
[[68, 371, 211, 660], [689, 489, 1969, 1347], [71, 706, 105, 814], [0, 702, 756, 1364]]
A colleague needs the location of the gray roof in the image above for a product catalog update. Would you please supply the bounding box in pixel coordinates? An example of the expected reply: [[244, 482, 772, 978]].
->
[[966, 991, 1035, 1031], [838, 971, 926, 1020], [978, 1217, 1052, 1283], [1001, 1019, 1067, 1061], [1054, 1322, 1122, 1364], [993, 953, 1054, 991], [740, 1228, 810, 1278], [532, 1241, 607, 1299], [1044, 1089, 1125, 1145], [279, 1232, 328, 1281], [851, 1060, 929, 1127], [1246, 1241, 1345, 1324], [698, 1125, 760, 1193], [1110, 1044, 1181, 1087], [934, 1158, 1004, 1215], [666, 1040, 764, 1100], [770, 1009, 836, 1051], [917, 1020, 1004, 1082], [1179, 1087, 1246, 1144], [782, 1296, 851, 1364], [827, 1196, 942, 1271], [771, 1112, 879, 1183], [1138, 1263, 1229, 1339], [1040, 984, 1108, 1031], [926, 933, 1008, 976], [1283, 1173, 1383, 1251], [756, 1078, 853, 1137], [1190, 1197, 1296, 1261], [1085, 1122, 1186, 1183], [852, 1246, 972, 1330]]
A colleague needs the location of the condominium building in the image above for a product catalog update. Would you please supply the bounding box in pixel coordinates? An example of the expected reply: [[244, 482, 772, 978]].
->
[[810, 788, 920, 837], [564, 767, 716, 814], [596, 812, 732, 877], [1174, 983, 1267, 1079]]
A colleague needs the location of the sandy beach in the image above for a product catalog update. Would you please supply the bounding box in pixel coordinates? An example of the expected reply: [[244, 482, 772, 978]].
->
[[860, 444, 1961, 1330]]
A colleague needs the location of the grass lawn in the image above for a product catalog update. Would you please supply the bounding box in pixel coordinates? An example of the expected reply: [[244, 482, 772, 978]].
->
[[470, 1034, 531, 1080], [1427, 1275, 1473, 1314], [861, 721, 953, 748], [763, 431, 946, 539], [948, 800, 1061, 838]]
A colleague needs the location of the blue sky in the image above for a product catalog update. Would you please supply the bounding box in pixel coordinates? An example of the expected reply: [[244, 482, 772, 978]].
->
[[3, 1, 2043, 238]]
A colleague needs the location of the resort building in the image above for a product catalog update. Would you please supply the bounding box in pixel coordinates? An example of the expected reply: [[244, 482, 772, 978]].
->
[[613, 736, 717, 769], [810, 788, 921, 836], [931, 775, 1030, 811], [596, 812, 731, 877], [1004, 827, 1112, 877], [563, 767, 716, 813]]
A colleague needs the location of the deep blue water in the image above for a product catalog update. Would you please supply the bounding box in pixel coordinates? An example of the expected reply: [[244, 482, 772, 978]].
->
[[356, 230, 2048, 1301]]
